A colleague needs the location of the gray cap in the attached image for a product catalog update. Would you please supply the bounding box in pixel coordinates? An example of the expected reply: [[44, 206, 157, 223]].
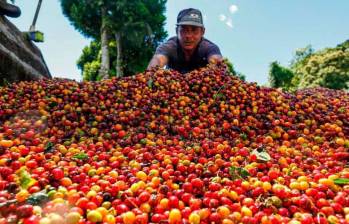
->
[[176, 8, 204, 27]]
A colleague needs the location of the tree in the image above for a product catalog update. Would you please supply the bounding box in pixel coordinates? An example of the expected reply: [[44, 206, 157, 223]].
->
[[223, 58, 246, 81], [107, 0, 167, 77], [60, 0, 110, 79], [77, 41, 101, 81], [77, 41, 100, 72], [290, 45, 314, 69], [99, 4, 110, 79], [268, 40, 349, 91], [336, 39, 349, 49], [295, 44, 349, 89], [82, 60, 101, 81], [268, 61, 294, 90], [60, 0, 167, 80]]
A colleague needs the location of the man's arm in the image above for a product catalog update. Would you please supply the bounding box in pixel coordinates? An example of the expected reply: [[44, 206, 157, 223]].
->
[[147, 54, 168, 70], [206, 41, 223, 64], [208, 54, 223, 64]]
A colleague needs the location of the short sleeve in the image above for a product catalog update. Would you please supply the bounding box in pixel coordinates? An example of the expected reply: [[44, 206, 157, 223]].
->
[[207, 43, 222, 58], [155, 37, 177, 58]]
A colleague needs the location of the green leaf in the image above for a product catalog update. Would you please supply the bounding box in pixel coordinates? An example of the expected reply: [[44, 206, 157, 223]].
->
[[140, 138, 147, 145], [213, 85, 226, 101], [238, 167, 250, 178], [229, 166, 236, 173], [334, 178, 349, 185], [229, 166, 237, 179], [213, 93, 224, 99], [18, 168, 37, 190], [123, 132, 130, 140], [240, 133, 248, 141], [229, 166, 250, 180], [49, 101, 58, 108], [338, 107, 346, 113], [251, 148, 271, 162], [44, 141, 54, 153], [73, 153, 89, 161], [147, 78, 153, 89]]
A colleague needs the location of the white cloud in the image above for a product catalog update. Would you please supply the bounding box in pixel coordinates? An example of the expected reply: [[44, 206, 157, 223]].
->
[[226, 18, 233, 28], [229, 4, 238, 14], [219, 14, 226, 22], [203, 14, 207, 21]]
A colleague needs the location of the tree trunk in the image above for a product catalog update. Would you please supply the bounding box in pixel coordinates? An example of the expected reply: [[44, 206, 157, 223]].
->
[[115, 32, 123, 77], [99, 5, 109, 80]]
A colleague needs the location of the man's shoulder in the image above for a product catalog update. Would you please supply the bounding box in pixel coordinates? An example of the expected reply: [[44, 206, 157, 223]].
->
[[198, 38, 222, 57], [160, 36, 178, 48], [155, 36, 178, 57], [200, 38, 219, 49]]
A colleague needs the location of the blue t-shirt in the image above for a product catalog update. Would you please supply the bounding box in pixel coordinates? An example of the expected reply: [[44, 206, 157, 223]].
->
[[155, 36, 222, 73]]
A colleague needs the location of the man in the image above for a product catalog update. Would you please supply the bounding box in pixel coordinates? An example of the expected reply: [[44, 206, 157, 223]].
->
[[147, 8, 222, 73]]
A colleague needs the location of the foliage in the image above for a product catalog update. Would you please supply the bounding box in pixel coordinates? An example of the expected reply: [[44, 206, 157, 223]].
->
[[77, 38, 156, 80], [251, 147, 271, 162], [295, 42, 349, 90], [77, 42, 103, 81], [268, 61, 294, 90], [109, 0, 167, 76], [72, 152, 89, 161], [60, 0, 102, 39], [223, 58, 246, 81], [60, 0, 167, 80], [336, 39, 349, 49], [290, 45, 314, 69], [18, 168, 37, 190], [229, 166, 250, 180], [82, 60, 101, 81], [334, 178, 349, 185], [77, 41, 101, 72], [109, 0, 167, 46], [268, 40, 349, 91]]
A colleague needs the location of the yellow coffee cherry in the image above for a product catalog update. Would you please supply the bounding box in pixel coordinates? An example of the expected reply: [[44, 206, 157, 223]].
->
[[188, 212, 200, 224]]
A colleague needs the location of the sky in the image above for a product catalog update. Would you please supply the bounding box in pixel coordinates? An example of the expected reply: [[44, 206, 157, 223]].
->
[[9, 0, 349, 85]]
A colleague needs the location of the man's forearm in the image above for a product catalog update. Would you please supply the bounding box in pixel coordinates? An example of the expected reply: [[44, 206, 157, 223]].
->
[[147, 57, 161, 70], [147, 55, 168, 70]]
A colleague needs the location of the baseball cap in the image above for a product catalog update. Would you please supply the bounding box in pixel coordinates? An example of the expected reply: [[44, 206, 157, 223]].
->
[[176, 8, 204, 27]]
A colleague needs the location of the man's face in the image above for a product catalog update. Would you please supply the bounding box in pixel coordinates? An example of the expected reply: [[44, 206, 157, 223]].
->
[[177, 25, 205, 51]]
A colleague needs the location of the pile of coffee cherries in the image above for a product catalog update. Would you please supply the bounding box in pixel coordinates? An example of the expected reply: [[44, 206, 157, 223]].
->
[[0, 63, 348, 223]]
